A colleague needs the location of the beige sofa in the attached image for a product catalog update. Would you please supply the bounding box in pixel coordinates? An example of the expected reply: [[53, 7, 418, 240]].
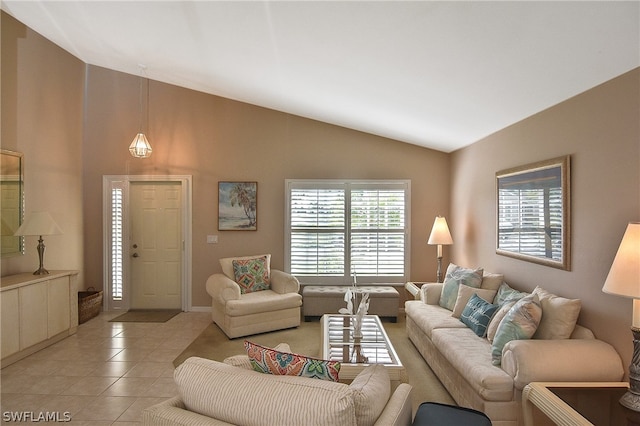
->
[[142, 356, 413, 426], [405, 277, 624, 426]]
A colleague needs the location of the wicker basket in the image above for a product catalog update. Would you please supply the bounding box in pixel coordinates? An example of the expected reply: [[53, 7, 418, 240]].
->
[[78, 287, 103, 324]]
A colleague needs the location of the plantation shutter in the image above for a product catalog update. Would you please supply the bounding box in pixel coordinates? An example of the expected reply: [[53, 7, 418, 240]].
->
[[286, 180, 410, 284]]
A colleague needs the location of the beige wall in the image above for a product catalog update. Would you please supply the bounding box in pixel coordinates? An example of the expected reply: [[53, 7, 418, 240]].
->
[[1, 12, 85, 280], [450, 68, 640, 374], [82, 67, 450, 307]]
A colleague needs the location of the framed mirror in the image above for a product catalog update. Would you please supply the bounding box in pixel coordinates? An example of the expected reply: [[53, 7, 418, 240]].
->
[[496, 156, 570, 270], [1, 149, 24, 257]]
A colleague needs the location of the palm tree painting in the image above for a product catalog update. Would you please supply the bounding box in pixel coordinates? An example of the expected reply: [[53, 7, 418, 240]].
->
[[218, 182, 257, 230]]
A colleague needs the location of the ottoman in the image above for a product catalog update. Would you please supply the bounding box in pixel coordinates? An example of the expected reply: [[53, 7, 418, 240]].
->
[[302, 285, 399, 321]]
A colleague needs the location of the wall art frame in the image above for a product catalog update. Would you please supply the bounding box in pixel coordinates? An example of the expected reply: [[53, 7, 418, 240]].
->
[[496, 155, 571, 270], [218, 181, 257, 231]]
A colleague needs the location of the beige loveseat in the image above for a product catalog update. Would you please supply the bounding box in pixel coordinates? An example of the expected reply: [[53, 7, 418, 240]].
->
[[143, 356, 413, 426], [405, 273, 624, 426]]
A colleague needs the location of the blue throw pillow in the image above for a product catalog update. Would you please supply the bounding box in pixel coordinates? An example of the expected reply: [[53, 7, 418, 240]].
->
[[460, 294, 499, 337]]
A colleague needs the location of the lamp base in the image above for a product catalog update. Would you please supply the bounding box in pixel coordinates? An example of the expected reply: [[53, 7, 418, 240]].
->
[[436, 256, 443, 283], [622, 326, 640, 412], [621, 391, 640, 412], [33, 235, 50, 275]]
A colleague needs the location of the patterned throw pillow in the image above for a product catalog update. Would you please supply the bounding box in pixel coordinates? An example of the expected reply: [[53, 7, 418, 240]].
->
[[232, 255, 270, 293], [439, 264, 484, 311], [491, 294, 542, 365], [245, 341, 340, 382], [460, 294, 499, 337]]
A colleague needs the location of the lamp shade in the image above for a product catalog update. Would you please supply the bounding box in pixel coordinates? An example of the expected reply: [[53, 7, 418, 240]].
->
[[14, 211, 63, 236], [602, 222, 640, 299], [129, 133, 153, 158], [428, 216, 453, 245]]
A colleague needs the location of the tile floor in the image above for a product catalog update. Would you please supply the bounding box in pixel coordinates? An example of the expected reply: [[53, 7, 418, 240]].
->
[[1, 311, 212, 425]]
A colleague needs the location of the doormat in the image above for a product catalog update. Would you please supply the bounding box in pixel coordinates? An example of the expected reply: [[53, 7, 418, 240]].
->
[[109, 309, 181, 323]]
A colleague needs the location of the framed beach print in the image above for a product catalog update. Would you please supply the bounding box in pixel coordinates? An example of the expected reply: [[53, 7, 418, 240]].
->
[[218, 181, 257, 231], [496, 156, 570, 270]]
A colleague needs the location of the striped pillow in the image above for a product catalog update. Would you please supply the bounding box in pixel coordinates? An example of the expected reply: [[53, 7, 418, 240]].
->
[[245, 341, 340, 381]]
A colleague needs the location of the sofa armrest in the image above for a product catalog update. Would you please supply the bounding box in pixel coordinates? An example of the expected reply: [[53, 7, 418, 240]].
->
[[143, 396, 231, 425], [501, 339, 624, 390], [270, 269, 300, 294], [374, 383, 413, 426], [420, 283, 443, 305], [205, 274, 241, 304]]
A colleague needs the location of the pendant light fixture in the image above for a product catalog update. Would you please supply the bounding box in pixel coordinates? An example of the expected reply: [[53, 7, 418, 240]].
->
[[129, 64, 153, 158]]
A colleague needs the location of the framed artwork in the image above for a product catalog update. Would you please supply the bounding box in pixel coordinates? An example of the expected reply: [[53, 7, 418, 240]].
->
[[218, 181, 257, 231], [496, 156, 571, 270]]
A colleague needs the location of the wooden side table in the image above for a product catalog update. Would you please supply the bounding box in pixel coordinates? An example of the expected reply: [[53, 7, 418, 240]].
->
[[522, 382, 638, 426]]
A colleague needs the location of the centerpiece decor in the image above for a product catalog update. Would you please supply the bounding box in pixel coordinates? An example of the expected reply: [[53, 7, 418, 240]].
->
[[339, 272, 370, 338]]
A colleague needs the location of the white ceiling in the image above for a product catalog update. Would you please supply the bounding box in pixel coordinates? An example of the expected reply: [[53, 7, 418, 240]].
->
[[2, 1, 639, 153]]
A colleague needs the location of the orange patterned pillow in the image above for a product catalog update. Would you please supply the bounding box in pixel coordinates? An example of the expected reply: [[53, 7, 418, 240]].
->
[[232, 255, 270, 293], [245, 341, 340, 381]]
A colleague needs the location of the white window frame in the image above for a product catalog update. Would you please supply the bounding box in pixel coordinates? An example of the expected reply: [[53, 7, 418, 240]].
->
[[285, 179, 411, 285]]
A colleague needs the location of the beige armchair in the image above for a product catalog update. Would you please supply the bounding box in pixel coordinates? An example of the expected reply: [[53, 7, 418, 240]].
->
[[205, 254, 302, 338]]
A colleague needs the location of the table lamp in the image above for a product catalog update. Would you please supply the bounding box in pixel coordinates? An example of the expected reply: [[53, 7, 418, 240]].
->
[[14, 211, 63, 275], [602, 222, 640, 411], [428, 216, 453, 283]]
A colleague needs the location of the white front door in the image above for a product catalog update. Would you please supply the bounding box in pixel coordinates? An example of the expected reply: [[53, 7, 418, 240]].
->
[[130, 182, 182, 309]]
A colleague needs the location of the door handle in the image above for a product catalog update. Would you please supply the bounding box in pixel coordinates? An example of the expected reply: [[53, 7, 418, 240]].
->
[[132, 253, 139, 258]]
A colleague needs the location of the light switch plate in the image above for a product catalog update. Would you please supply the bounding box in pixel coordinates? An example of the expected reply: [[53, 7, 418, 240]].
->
[[207, 235, 218, 244]]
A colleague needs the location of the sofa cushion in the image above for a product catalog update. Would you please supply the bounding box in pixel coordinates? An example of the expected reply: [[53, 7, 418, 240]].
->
[[532, 286, 581, 340], [491, 294, 542, 365], [220, 253, 271, 280], [175, 357, 357, 425], [494, 282, 528, 306], [431, 328, 514, 401], [439, 264, 484, 310], [451, 285, 498, 318], [460, 294, 499, 337], [232, 255, 271, 293], [245, 340, 340, 381], [349, 365, 390, 426], [486, 300, 517, 343], [405, 300, 467, 339], [480, 273, 504, 291]]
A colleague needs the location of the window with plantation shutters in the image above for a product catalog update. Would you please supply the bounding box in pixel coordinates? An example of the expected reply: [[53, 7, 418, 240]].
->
[[497, 186, 563, 260], [285, 180, 410, 284]]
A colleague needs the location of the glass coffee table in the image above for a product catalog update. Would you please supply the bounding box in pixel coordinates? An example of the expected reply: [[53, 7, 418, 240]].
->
[[320, 314, 404, 381]]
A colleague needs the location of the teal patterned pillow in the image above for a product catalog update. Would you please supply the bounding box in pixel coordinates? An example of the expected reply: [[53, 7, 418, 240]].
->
[[491, 294, 542, 365], [233, 255, 270, 293], [494, 282, 529, 306], [460, 294, 499, 337], [439, 264, 484, 311], [245, 341, 340, 381]]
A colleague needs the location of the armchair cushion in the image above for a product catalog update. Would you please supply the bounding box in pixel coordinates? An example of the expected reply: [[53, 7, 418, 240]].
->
[[232, 255, 270, 293], [245, 340, 341, 381]]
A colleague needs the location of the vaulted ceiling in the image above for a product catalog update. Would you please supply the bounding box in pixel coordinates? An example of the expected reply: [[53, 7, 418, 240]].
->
[[3, 1, 638, 152]]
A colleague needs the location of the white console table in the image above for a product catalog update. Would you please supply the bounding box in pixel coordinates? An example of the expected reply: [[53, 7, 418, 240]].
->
[[1, 270, 79, 367]]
